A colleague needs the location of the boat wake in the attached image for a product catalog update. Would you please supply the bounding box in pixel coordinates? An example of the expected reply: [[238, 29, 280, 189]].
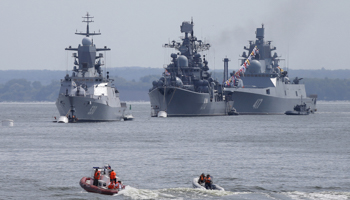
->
[[115, 186, 350, 200], [283, 191, 350, 200], [116, 186, 238, 199]]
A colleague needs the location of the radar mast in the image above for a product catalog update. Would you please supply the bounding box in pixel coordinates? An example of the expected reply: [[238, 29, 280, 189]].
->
[[75, 12, 101, 37]]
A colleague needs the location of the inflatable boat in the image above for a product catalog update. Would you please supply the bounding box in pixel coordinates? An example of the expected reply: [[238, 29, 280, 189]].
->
[[80, 165, 125, 195], [192, 177, 224, 191]]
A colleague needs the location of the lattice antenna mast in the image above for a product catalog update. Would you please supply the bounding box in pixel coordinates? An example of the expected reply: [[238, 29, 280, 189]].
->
[[75, 12, 101, 37]]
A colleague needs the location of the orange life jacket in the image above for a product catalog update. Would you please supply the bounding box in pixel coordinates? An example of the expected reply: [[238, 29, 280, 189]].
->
[[200, 175, 205, 181], [110, 171, 116, 179], [115, 182, 120, 189], [94, 171, 100, 180], [108, 183, 115, 189], [205, 177, 211, 183]]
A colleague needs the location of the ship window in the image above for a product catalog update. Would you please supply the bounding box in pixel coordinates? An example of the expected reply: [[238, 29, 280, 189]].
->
[[296, 91, 298, 96], [95, 79, 98, 81], [266, 89, 270, 95]]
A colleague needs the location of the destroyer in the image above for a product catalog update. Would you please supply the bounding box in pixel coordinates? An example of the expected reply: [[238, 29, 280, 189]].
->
[[56, 13, 126, 121], [149, 20, 234, 117], [223, 25, 317, 114]]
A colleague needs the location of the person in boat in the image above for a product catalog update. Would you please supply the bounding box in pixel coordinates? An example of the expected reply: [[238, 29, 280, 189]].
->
[[110, 169, 117, 184], [108, 181, 115, 189], [115, 181, 123, 190], [93, 169, 100, 186], [205, 174, 212, 190], [198, 173, 205, 185]]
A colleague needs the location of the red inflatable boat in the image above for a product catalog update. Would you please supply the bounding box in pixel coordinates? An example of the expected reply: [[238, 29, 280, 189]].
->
[[80, 177, 125, 195]]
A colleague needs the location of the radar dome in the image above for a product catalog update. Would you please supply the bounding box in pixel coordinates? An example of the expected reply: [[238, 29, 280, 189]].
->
[[247, 60, 262, 74], [177, 55, 188, 67], [82, 37, 92, 46]]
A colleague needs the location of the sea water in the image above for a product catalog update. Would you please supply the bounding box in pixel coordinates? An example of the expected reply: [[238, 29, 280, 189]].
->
[[0, 101, 349, 200]]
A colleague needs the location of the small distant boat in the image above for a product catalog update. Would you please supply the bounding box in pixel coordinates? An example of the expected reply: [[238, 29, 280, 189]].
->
[[157, 111, 167, 118], [53, 115, 77, 123], [123, 105, 134, 121], [228, 107, 239, 115], [192, 177, 224, 191], [80, 165, 126, 195], [285, 103, 310, 115], [2, 119, 14, 127], [57, 116, 68, 123]]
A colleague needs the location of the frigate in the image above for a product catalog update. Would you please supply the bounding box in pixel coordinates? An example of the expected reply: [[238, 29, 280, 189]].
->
[[56, 13, 126, 122], [223, 24, 317, 114], [148, 20, 234, 117]]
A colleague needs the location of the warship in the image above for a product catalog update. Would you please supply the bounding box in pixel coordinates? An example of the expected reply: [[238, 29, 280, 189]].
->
[[56, 13, 126, 122], [148, 20, 234, 117], [223, 24, 317, 114]]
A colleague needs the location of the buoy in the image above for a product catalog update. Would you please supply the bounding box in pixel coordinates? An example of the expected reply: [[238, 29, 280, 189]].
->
[[157, 111, 167, 118], [2, 119, 14, 126], [57, 116, 68, 123]]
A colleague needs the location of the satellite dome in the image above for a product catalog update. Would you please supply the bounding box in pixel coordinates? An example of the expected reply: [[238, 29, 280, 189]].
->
[[177, 55, 188, 67], [82, 37, 92, 46], [247, 60, 262, 74]]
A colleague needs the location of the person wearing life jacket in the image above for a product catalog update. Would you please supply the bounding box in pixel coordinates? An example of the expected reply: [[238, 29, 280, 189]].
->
[[108, 182, 115, 189], [93, 169, 101, 186], [205, 174, 212, 190], [115, 181, 121, 190], [110, 169, 117, 184], [198, 173, 205, 185], [115, 180, 124, 190]]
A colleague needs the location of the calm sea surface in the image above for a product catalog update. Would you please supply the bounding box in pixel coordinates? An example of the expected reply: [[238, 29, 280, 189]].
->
[[0, 101, 349, 200]]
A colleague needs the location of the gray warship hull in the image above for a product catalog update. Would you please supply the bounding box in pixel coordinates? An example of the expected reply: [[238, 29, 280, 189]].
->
[[221, 24, 317, 115], [149, 20, 231, 117], [56, 95, 125, 122], [225, 87, 316, 115], [149, 87, 230, 117], [55, 13, 127, 122]]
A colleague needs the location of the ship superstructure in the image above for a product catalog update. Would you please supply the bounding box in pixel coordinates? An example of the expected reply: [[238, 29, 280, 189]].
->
[[223, 24, 317, 114], [56, 13, 126, 121], [148, 20, 234, 117]]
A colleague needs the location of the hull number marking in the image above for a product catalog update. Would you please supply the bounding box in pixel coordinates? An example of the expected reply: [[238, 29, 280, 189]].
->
[[253, 99, 263, 109], [88, 106, 97, 115]]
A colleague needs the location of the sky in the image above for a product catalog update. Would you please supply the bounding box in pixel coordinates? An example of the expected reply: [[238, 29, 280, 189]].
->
[[0, 0, 349, 71]]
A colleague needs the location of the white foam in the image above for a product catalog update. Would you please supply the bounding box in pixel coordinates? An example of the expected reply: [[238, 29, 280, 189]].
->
[[284, 191, 350, 200], [116, 186, 241, 199]]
